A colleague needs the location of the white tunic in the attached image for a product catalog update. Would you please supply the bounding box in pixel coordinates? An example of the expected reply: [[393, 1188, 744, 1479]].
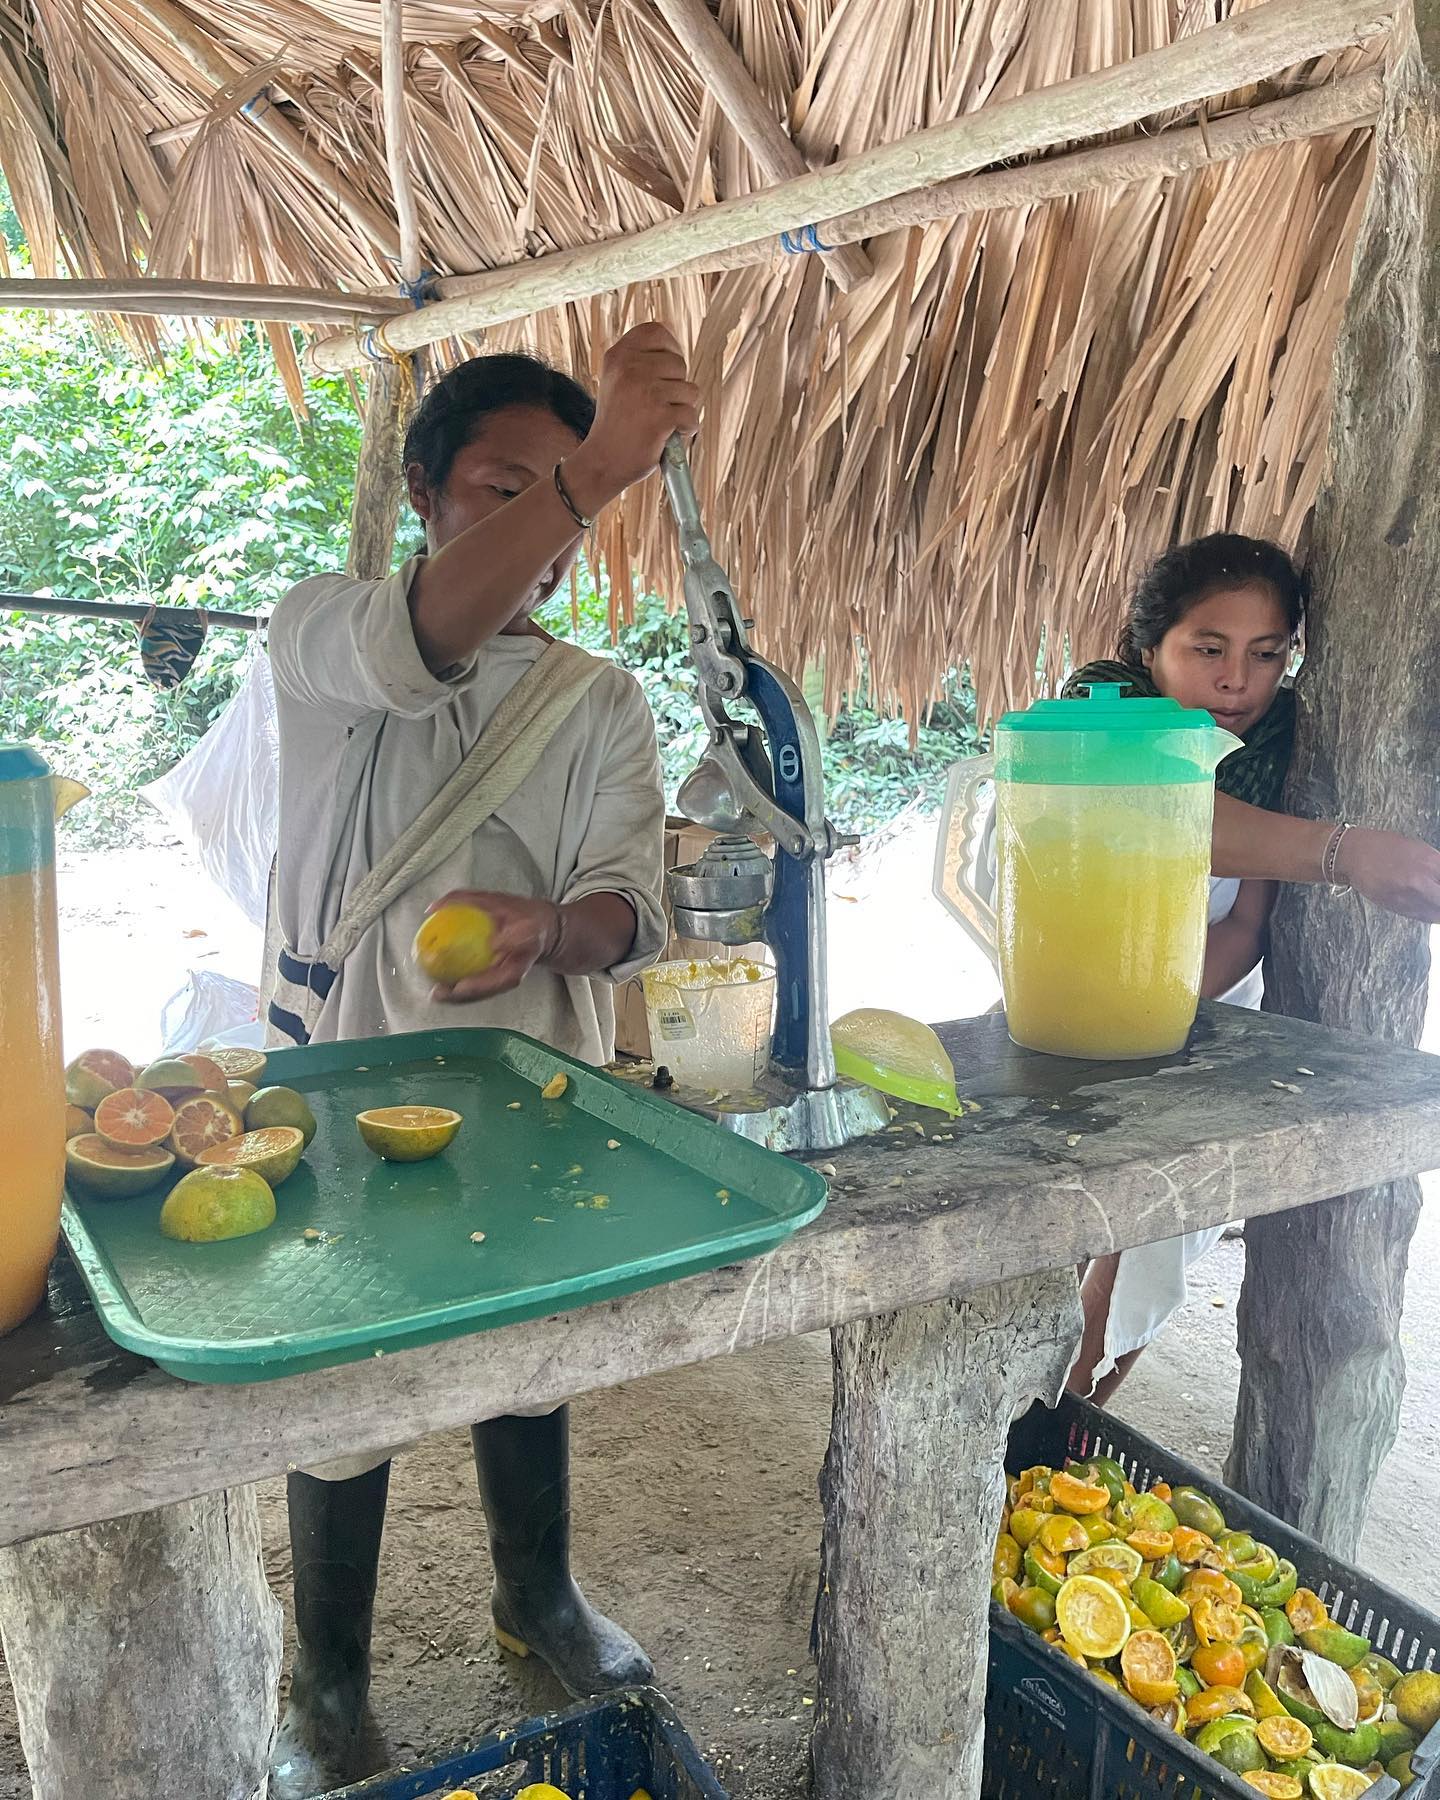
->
[[268, 559, 668, 1064]]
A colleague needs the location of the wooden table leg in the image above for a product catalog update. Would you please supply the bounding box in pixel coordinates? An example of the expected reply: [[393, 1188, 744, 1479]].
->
[[0, 1487, 282, 1798], [813, 1268, 1083, 1800]]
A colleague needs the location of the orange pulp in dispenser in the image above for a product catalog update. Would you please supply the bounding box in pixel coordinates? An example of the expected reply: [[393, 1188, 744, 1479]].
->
[[997, 783, 1211, 1060], [0, 762, 67, 1334]]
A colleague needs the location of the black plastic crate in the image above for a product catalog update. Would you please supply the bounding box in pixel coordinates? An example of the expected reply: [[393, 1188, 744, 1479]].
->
[[330, 1687, 728, 1800], [984, 1392, 1439, 1800]]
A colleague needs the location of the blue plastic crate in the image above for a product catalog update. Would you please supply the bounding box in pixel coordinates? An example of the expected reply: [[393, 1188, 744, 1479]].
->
[[329, 1688, 728, 1800], [984, 1393, 1434, 1800]]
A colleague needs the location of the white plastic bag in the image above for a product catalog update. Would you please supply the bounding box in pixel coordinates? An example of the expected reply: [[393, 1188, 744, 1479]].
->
[[160, 968, 262, 1054], [142, 651, 278, 929]]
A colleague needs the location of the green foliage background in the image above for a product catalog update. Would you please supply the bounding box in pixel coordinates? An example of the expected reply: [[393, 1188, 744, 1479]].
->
[[0, 206, 978, 846]]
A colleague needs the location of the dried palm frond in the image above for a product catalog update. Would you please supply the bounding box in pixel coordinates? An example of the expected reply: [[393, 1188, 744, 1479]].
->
[[0, 0, 1380, 716]]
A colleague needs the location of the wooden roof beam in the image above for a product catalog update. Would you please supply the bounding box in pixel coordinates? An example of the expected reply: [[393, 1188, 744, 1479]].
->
[[0, 73, 1376, 331], [0, 276, 408, 323], [650, 0, 873, 292], [380, 0, 424, 285], [308, 0, 1392, 373]]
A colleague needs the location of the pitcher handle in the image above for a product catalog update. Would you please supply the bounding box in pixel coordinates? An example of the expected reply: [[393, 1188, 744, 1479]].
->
[[932, 753, 999, 965]]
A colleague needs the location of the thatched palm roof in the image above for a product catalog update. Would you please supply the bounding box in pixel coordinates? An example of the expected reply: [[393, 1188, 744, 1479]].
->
[[0, 0, 1384, 715]]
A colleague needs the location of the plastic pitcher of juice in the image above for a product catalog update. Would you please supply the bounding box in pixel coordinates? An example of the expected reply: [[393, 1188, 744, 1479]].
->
[[938, 686, 1240, 1060], [0, 745, 69, 1334]]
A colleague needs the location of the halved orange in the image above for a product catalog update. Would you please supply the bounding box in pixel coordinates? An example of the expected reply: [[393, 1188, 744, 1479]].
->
[[1173, 1526, 1216, 1564], [356, 1105, 462, 1163], [207, 1048, 268, 1084], [160, 1167, 275, 1242], [1182, 1569, 1242, 1606], [1055, 1574, 1131, 1659], [65, 1048, 136, 1109], [1049, 1471, 1112, 1515], [1242, 1776, 1303, 1799], [169, 1094, 244, 1168], [197, 1126, 305, 1187], [1191, 1594, 1245, 1647], [1256, 1716, 1313, 1760], [1285, 1588, 1329, 1634], [94, 1086, 176, 1148], [66, 1134, 175, 1198], [1186, 1686, 1251, 1727], [179, 1052, 230, 1094], [135, 1059, 207, 1101], [1120, 1630, 1179, 1708], [64, 1104, 93, 1140]]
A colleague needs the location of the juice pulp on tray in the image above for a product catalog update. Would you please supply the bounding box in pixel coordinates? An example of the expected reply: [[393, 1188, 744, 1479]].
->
[[0, 861, 66, 1333], [997, 785, 1210, 1060]]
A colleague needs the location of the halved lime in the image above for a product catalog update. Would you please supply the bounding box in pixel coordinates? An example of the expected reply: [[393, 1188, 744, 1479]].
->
[[1055, 1574, 1131, 1660], [1070, 1543, 1144, 1584]]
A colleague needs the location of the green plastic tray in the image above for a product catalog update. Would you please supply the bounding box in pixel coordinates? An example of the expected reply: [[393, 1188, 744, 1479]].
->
[[61, 1028, 828, 1384]]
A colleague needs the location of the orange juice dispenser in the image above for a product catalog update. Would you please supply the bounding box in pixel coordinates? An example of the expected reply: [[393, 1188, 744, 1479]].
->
[[991, 685, 1240, 1060], [0, 745, 68, 1333]]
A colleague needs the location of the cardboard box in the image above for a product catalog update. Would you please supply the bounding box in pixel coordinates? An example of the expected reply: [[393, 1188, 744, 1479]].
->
[[613, 818, 769, 1059]]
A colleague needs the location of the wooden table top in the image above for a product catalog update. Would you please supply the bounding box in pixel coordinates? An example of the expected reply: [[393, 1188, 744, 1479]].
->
[[4, 1005, 1437, 1548]]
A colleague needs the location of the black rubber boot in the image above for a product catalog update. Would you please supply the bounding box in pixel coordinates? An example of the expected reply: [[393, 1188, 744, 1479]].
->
[[270, 1463, 391, 1800], [471, 1408, 652, 1697]]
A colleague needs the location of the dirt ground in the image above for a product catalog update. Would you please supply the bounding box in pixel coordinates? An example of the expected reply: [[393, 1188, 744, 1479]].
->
[[2, 822, 1437, 1797]]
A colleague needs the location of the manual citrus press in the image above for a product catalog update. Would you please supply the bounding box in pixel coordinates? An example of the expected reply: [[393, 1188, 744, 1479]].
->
[[635, 438, 887, 1153]]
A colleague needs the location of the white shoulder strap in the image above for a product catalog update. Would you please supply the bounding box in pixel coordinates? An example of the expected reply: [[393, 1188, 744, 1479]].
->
[[316, 640, 604, 969]]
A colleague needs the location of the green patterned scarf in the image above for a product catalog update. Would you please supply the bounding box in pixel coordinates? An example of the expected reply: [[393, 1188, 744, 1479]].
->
[[1061, 659, 1295, 809]]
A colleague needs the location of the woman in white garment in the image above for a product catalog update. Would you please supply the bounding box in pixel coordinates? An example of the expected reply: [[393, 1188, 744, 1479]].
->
[[957, 536, 1440, 1395], [1061, 535, 1313, 1400], [265, 324, 698, 1794]]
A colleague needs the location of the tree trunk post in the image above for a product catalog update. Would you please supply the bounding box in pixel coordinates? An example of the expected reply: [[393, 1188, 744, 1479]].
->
[[813, 1269, 1083, 1799], [347, 358, 410, 581], [0, 1491, 283, 1799], [1229, 1, 1440, 1554]]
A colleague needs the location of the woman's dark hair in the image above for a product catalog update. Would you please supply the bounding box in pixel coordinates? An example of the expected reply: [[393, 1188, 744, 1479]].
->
[[1119, 533, 1308, 664], [402, 352, 596, 494]]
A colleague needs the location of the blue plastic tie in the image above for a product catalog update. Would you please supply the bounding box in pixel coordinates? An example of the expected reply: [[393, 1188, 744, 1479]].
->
[[400, 269, 437, 308], [779, 223, 832, 255]]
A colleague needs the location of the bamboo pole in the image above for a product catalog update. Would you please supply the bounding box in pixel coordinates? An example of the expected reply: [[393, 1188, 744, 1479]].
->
[[309, 0, 1391, 371], [0, 277, 407, 323], [668, 70, 1382, 282], [0, 73, 1376, 333], [651, 0, 872, 291], [380, 0, 424, 285]]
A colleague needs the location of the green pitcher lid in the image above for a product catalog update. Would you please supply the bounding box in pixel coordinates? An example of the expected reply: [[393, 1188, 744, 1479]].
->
[[995, 683, 1241, 785], [0, 743, 49, 783]]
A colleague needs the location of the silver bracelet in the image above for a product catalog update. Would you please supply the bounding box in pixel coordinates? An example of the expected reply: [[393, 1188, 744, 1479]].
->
[[1322, 820, 1352, 892]]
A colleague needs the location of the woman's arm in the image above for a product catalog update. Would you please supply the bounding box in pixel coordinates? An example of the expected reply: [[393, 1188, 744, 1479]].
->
[[1202, 879, 1275, 1000], [410, 324, 700, 673], [1212, 793, 1440, 923]]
